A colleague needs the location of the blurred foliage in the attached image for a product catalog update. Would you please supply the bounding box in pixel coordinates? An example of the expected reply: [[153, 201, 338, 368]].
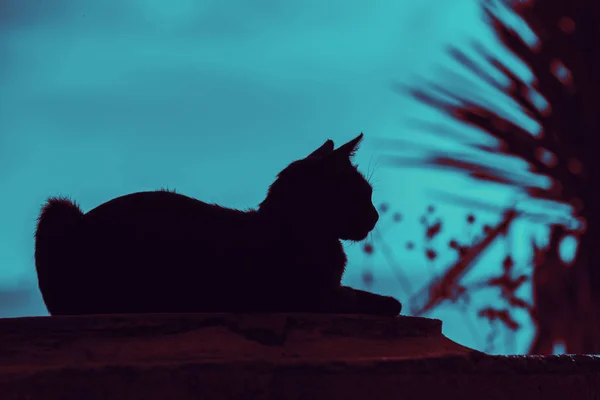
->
[[361, 202, 530, 354], [377, 0, 600, 354]]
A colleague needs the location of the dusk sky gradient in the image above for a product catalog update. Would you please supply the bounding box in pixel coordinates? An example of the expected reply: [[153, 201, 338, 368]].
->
[[0, 0, 570, 354]]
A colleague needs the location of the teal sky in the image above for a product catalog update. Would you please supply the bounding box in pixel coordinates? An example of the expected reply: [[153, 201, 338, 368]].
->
[[0, 0, 569, 354]]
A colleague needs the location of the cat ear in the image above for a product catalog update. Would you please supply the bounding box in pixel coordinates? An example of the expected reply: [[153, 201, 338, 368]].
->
[[333, 133, 363, 159], [308, 139, 335, 158]]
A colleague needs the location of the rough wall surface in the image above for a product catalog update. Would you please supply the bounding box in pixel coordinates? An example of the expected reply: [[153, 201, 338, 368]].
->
[[0, 313, 598, 399]]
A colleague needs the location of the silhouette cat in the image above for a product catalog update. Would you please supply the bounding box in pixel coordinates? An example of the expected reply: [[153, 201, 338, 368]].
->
[[34, 133, 402, 316]]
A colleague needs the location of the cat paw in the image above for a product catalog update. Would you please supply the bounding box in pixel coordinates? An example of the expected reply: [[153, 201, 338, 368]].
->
[[344, 288, 402, 316], [381, 296, 402, 316]]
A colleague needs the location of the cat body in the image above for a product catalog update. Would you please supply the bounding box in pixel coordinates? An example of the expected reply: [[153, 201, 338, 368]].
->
[[34, 134, 402, 316]]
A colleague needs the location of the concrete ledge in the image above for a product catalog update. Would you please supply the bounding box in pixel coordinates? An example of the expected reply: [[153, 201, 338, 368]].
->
[[0, 314, 598, 399]]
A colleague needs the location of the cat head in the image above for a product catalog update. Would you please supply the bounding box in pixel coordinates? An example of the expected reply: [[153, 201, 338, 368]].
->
[[259, 133, 379, 241]]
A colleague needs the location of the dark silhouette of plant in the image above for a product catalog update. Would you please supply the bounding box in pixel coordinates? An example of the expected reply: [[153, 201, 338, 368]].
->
[[379, 0, 600, 353]]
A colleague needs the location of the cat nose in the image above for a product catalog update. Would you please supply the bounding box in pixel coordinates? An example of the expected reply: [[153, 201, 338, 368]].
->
[[371, 208, 379, 225]]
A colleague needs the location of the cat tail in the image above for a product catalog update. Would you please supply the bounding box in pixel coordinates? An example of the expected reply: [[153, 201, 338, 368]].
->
[[34, 197, 84, 315]]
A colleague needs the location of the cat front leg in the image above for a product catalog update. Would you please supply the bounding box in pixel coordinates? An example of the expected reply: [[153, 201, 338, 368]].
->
[[320, 286, 402, 316], [345, 287, 402, 316]]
